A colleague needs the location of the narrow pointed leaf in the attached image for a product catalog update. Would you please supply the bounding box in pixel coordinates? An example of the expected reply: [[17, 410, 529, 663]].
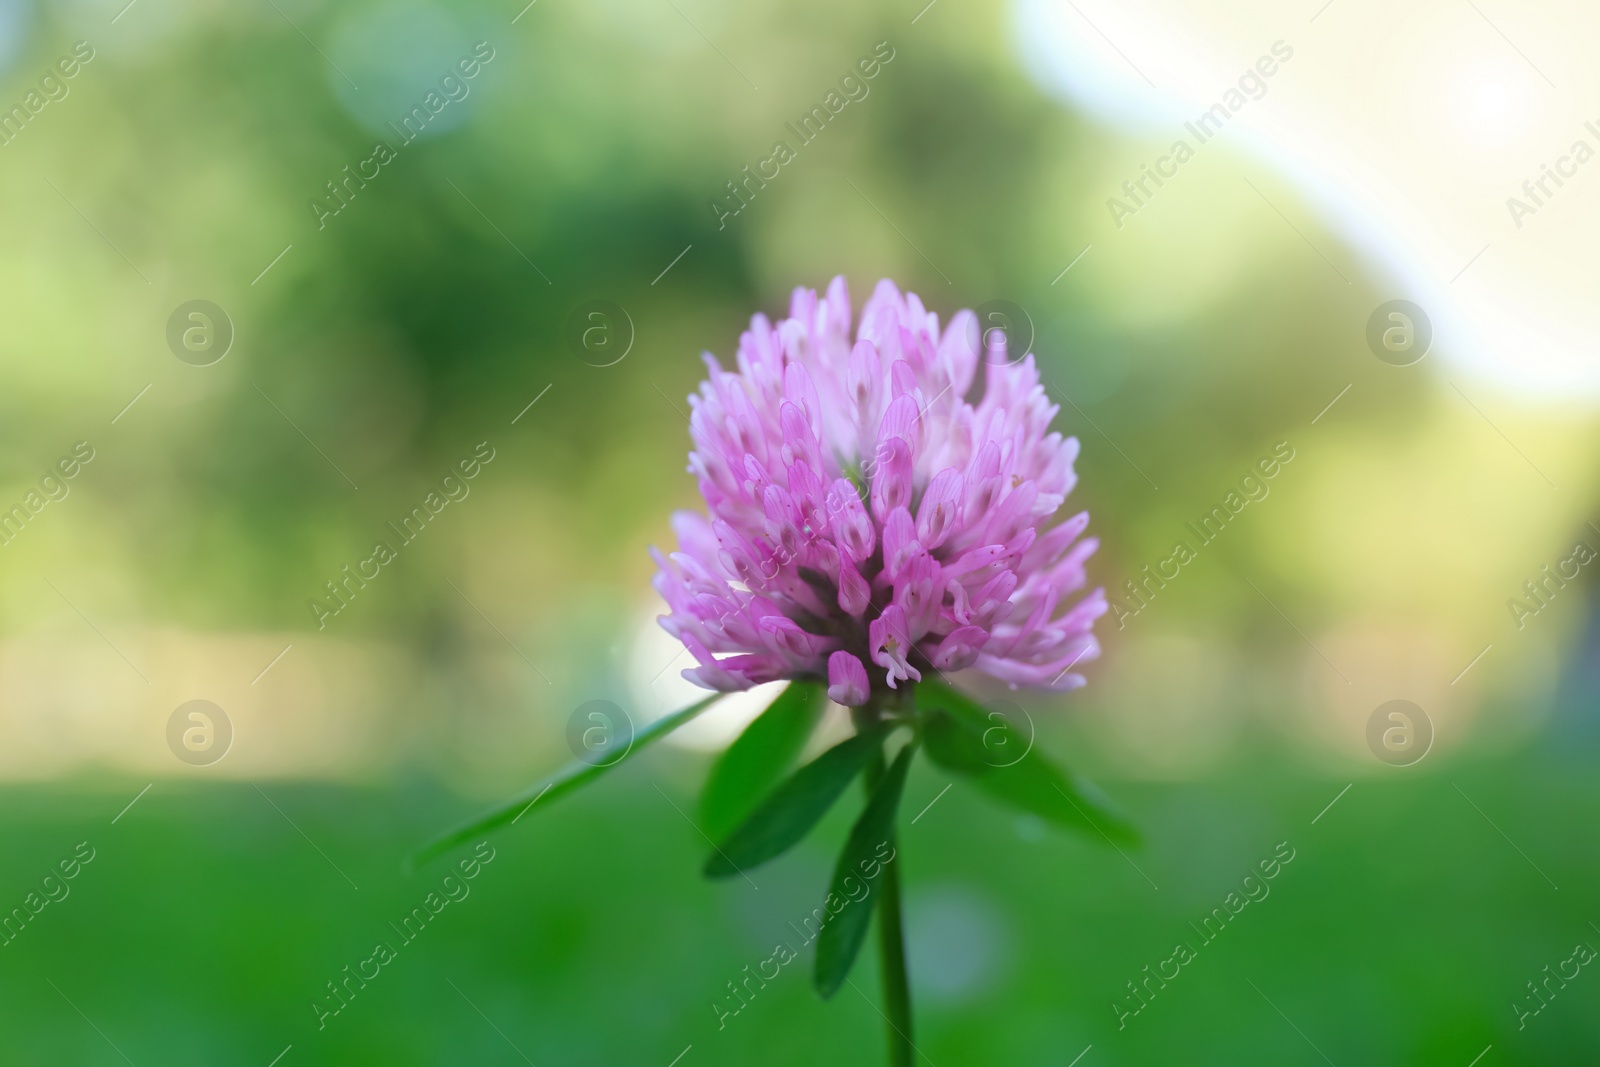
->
[[916, 678, 1138, 846], [814, 742, 915, 998], [704, 727, 887, 879], [410, 693, 723, 869], [700, 681, 826, 840]]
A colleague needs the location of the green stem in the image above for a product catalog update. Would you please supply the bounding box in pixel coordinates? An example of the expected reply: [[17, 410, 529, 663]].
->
[[863, 733, 915, 1067], [876, 821, 915, 1066]]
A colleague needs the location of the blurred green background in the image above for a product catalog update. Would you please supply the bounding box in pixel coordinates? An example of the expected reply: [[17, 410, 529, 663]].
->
[[0, 0, 1596, 1061]]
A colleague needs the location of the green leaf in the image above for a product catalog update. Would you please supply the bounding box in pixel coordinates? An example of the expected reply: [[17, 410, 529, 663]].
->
[[704, 727, 888, 879], [409, 693, 723, 870], [916, 678, 1139, 846], [700, 681, 826, 840], [814, 742, 915, 999]]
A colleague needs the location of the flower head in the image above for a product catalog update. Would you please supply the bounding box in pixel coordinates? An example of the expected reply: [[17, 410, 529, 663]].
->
[[651, 277, 1106, 703]]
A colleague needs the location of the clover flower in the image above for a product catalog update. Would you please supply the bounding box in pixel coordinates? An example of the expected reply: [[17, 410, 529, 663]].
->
[[419, 280, 1135, 1067], [652, 277, 1106, 703]]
